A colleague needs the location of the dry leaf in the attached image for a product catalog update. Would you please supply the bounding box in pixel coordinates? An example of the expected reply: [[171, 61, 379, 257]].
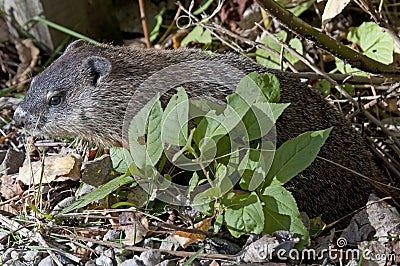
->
[[384, 98, 400, 115], [210, 260, 220, 266], [17, 155, 82, 185], [120, 212, 149, 245], [321, 0, 351, 26], [0, 200, 19, 216], [7, 39, 40, 86], [82, 154, 117, 187], [0, 174, 23, 199], [172, 217, 213, 248]]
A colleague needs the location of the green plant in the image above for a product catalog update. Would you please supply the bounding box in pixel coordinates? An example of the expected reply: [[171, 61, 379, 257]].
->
[[334, 21, 394, 75], [63, 72, 331, 246]]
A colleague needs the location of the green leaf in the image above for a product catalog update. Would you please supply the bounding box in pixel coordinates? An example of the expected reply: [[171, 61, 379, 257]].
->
[[193, 0, 214, 15], [265, 128, 332, 185], [286, 37, 303, 65], [162, 87, 189, 146], [313, 79, 331, 97], [188, 172, 199, 197], [241, 102, 289, 141], [213, 164, 234, 194], [189, 99, 226, 116], [195, 72, 283, 145], [214, 213, 224, 233], [334, 58, 368, 76], [149, 6, 166, 42], [256, 31, 287, 69], [261, 182, 309, 246], [213, 74, 270, 141], [181, 26, 212, 46], [192, 110, 223, 167], [256, 31, 303, 70], [61, 175, 134, 213], [109, 147, 133, 173], [194, 110, 225, 144], [198, 29, 212, 44], [347, 22, 394, 65], [287, 0, 315, 16], [239, 141, 275, 191], [128, 94, 163, 169], [222, 191, 264, 238], [236, 72, 281, 103], [193, 187, 220, 216], [232, 72, 285, 141]]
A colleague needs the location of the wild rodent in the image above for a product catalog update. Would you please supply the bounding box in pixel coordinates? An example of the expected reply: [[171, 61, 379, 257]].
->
[[14, 40, 385, 224]]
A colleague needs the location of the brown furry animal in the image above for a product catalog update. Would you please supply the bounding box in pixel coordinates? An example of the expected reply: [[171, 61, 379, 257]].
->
[[14, 40, 385, 224]]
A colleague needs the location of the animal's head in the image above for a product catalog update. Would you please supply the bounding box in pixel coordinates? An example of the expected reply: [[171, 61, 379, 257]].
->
[[13, 40, 119, 145]]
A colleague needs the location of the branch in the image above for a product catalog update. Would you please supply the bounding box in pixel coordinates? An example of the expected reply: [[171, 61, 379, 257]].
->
[[256, 0, 400, 78]]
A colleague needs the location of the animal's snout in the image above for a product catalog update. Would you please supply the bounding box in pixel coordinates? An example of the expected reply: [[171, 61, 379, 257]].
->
[[13, 106, 27, 127]]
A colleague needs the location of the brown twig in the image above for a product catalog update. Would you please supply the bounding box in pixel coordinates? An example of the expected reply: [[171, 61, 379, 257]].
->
[[158, 5, 182, 45], [138, 0, 151, 48], [53, 233, 238, 261], [316, 156, 400, 190], [325, 196, 393, 229], [254, 22, 358, 107]]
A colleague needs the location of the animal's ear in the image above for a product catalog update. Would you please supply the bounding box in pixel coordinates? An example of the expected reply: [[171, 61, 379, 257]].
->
[[83, 56, 112, 85], [64, 39, 86, 53]]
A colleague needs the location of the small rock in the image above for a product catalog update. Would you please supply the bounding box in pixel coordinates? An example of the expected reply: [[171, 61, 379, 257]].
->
[[103, 248, 115, 259], [50, 196, 77, 214], [155, 260, 176, 266], [23, 250, 40, 262], [103, 229, 121, 242], [4, 260, 24, 266], [95, 254, 113, 266], [0, 149, 25, 174], [139, 250, 161, 265], [119, 258, 144, 266], [76, 183, 95, 197], [18, 154, 82, 185], [143, 238, 156, 249], [159, 236, 180, 251], [1, 248, 14, 261], [10, 250, 21, 260], [38, 256, 53, 266], [84, 260, 97, 266], [95, 246, 107, 254], [238, 235, 280, 263]]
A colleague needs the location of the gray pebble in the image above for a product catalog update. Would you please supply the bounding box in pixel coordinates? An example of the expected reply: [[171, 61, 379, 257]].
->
[[118, 257, 144, 266], [2, 248, 14, 261], [10, 250, 21, 260], [155, 260, 176, 266], [38, 255, 53, 266], [159, 236, 180, 251], [95, 254, 113, 266], [139, 250, 161, 265], [103, 230, 121, 242], [103, 248, 114, 259], [4, 260, 25, 266], [23, 250, 40, 262], [95, 246, 107, 254]]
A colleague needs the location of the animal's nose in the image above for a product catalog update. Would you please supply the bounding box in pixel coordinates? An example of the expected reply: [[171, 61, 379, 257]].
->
[[13, 106, 26, 127]]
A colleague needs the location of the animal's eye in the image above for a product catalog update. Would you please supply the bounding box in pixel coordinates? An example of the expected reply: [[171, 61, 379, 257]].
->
[[48, 95, 61, 106]]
